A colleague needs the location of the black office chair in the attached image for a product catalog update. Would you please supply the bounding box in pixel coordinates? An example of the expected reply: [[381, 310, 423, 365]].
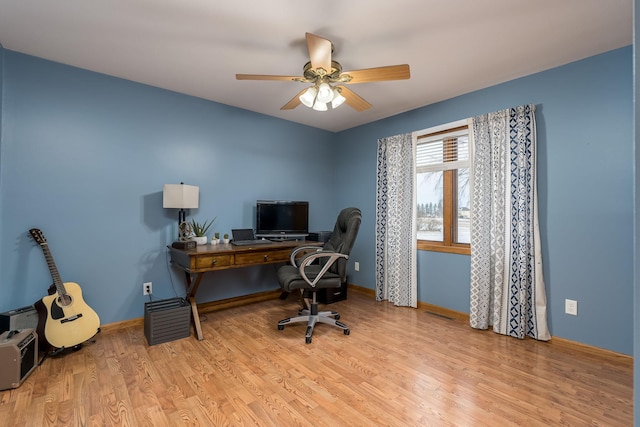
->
[[277, 207, 361, 343]]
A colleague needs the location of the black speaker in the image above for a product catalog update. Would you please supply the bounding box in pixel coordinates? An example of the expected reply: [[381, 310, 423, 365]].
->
[[0, 329, 38, 390], [0, 305, 39, 334], [307, 231, 332, 243], [317, 278, 348, 304]]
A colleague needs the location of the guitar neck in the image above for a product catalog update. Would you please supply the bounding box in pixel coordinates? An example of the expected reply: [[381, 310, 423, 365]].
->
[[39, 243, 67, 296]]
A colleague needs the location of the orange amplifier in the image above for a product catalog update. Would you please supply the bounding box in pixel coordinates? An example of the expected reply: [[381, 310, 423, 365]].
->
[[0, 328, 38, 390]]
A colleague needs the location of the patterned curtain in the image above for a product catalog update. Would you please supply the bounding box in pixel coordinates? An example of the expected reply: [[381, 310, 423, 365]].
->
[[469, 105, 550, 340], [375, 133, 418, 307]]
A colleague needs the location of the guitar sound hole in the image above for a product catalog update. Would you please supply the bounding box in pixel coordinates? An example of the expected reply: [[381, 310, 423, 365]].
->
[[57, 294, 73, 307]]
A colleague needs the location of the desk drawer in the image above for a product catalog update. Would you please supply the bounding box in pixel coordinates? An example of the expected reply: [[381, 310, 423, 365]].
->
[[195, 254, 232, 269], [235, 249, 291, 265]]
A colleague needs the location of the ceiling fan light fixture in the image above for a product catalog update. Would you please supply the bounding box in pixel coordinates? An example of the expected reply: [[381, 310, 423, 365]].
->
[[238, 33, 409, 113], [299, 86, 317, 108], [312, 100, 328, 111], [316, 82, 334, 103], [331, 88, 346, 109]]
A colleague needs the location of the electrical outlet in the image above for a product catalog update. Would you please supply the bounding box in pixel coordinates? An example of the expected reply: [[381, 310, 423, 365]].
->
[[354, 262, 360, 271], [143, 282, 152, 296], [565, 299, 577, 316]]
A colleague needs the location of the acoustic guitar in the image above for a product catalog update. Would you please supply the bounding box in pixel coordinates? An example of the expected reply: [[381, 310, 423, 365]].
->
[[29, 228, 100, 349]]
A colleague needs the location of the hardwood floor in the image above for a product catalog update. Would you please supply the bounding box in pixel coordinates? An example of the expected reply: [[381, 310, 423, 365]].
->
[[0, 288, 633, 426]]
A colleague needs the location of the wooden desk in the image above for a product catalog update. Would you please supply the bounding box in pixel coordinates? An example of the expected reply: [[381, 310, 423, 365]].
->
[[168, 240, 321, 340]]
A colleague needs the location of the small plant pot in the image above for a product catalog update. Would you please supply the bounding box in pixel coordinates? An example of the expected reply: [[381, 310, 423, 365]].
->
[[210, 238, 219, 245], [223, 238, 230, 244], [191, 236, 207, 246]]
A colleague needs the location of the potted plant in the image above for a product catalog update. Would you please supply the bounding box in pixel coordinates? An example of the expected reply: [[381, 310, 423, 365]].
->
[[211, 232, 220, 245], [190, 218, 215, 245], [223, 233, 230, 244]]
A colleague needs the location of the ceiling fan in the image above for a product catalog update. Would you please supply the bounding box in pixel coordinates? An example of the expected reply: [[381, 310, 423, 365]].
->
[[236, 33, 410, 112]]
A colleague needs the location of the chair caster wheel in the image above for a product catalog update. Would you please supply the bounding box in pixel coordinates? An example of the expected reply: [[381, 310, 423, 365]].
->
[[335, 314, 340, 320], [278, 325, 284, 330], [344, 329, 350, 335], [305, 336, 312, 344]]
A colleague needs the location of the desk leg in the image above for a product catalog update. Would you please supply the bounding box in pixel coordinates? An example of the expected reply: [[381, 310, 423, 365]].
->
[[189, 296, 204, 341], [184, 272, 205, 341]]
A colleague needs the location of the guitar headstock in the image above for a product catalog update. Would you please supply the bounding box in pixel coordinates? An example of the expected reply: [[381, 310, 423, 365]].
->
[[29, 228, 47, 245]]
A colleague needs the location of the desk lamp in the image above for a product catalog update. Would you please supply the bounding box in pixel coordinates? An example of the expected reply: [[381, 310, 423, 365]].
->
[[163, 183, 199, 242]]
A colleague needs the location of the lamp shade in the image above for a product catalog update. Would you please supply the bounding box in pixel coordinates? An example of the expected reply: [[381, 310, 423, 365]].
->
[[331, 88, 346, 109], [316, 83, 334, 103], [163, 183, 199, 209], [299, 86, 317, 108], [312, 100, 328, 111]]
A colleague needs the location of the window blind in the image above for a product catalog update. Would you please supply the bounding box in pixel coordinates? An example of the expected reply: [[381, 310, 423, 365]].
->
[[416, 128, 469, 173]]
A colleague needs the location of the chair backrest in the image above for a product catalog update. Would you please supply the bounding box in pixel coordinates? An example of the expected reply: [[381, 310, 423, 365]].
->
[[322, 207, 362, 281]]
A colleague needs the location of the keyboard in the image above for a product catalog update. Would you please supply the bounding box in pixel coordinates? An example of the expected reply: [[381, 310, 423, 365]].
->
[[231, 239, 272, 246]]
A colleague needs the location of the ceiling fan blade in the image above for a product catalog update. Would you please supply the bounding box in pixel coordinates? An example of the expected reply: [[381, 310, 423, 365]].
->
[[236, 74, 303, 81], [340, 64, 410, 84], [280, 89, 306, 110], [336, 85, 372, 111], [306, 33, 332, 74]]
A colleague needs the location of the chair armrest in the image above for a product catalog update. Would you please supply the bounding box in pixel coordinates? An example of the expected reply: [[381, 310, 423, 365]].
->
[[289, 245, 323, 267], [298, 251, 348, 288]]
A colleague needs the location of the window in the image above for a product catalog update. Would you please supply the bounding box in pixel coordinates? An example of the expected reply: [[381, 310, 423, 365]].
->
[[414, 120, 471, 255]]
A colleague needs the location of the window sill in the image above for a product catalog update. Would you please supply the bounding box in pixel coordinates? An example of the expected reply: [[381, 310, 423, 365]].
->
[[417, 241, 470, 255]]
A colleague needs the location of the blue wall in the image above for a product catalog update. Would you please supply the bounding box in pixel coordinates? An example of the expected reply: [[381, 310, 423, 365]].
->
[[633, 0, 639, 422], [337, 47, 634, 355], [0, 46, 634, 356], [0, 50, 339, 325]]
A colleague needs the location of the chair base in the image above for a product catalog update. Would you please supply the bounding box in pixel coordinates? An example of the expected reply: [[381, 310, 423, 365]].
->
[[277, 293, 349, 344]]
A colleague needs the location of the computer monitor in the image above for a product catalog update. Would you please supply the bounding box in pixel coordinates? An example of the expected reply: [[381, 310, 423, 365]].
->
[[255, 200, 309, 238]]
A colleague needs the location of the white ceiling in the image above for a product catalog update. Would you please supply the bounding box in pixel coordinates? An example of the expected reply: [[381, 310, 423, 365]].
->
[[0, 0, 632, 132]]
